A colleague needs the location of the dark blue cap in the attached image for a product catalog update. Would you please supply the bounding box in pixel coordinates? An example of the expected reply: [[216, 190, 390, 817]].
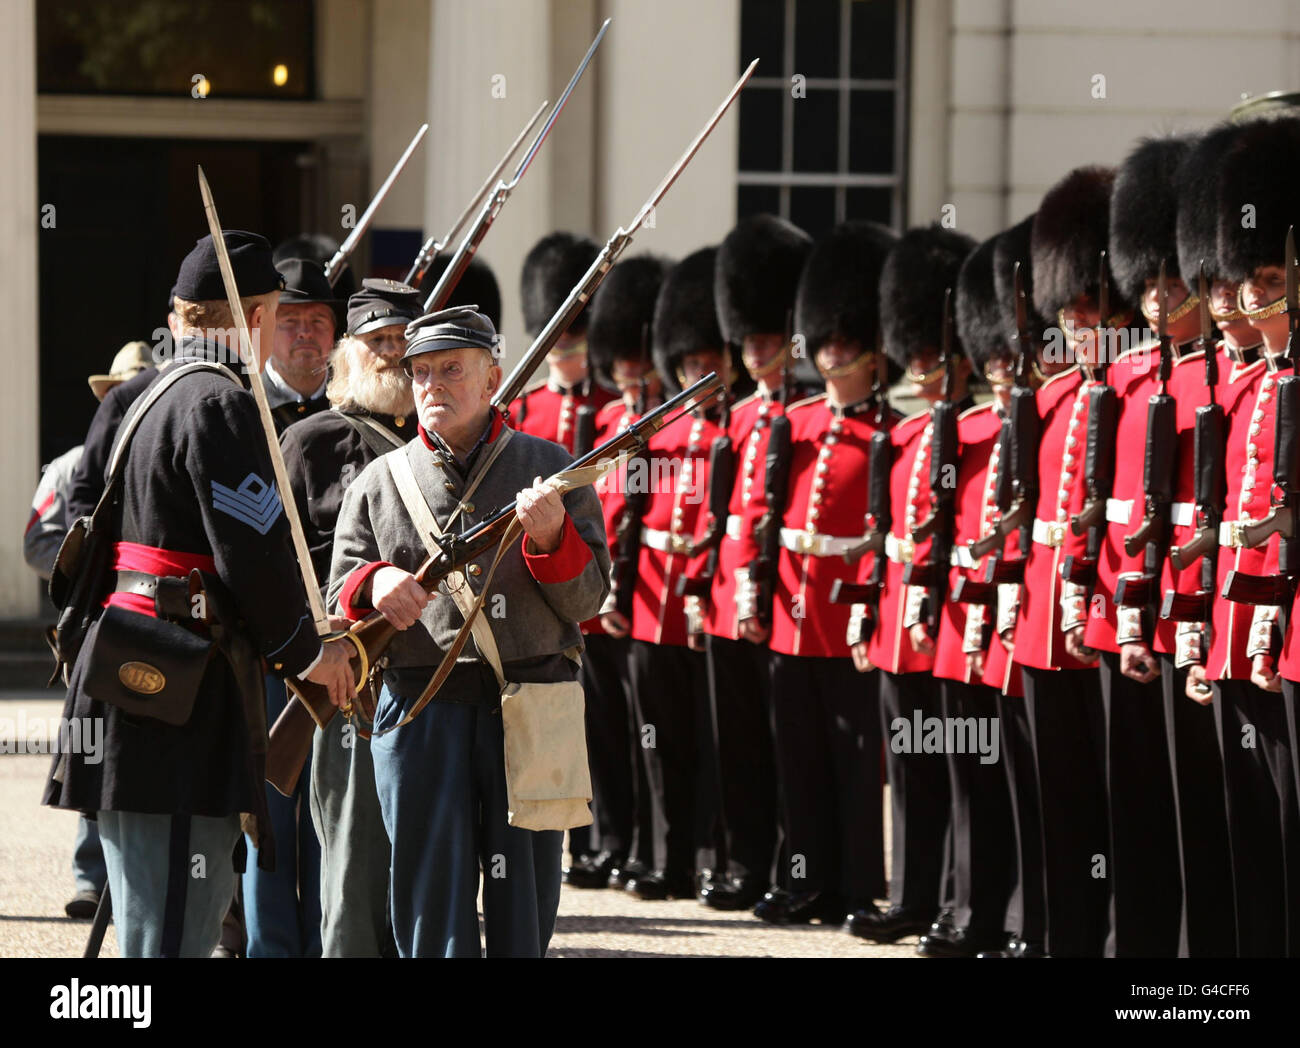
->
[[172, 231, 285, 302]]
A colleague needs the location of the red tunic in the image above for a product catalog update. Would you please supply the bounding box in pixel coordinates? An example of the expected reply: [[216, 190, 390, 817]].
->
[[509, 379, 618, 453], [767, 394, 892, 658], [866, 410, 938, 675], [628, 410, 721, 647], [1011, 366, 1095, 671]]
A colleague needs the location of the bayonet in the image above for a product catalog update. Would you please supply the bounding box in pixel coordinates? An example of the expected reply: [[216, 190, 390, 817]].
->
[[325, 123, 428, 287]]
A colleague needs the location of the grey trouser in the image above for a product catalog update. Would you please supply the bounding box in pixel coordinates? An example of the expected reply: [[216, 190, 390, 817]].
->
[[310, 710, 395, 957], [97, 810, 240, 958]]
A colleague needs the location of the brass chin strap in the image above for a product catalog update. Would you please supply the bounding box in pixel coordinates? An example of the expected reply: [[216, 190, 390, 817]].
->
[[548, 338, 588, 360], [746, 342, 790, 379], [905, 360, 946, 386], [817, 349, 875, 380], [1140, 293, 1200, 326], [1211, 306, 1247, 323], [982, 363, 1015, 389], [1238, 289, 1287, 321], [615, 367, 658, 392]]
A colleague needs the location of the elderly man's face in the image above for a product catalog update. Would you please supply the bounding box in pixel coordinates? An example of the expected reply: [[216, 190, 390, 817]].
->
[[409, 346, 500, 444], [352, 324, 412, 416], [274, 302, 336, 387]]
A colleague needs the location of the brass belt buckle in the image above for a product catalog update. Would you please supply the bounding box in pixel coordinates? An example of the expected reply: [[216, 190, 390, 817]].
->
[[897, 537, 915, 563], [1228, 521, 1246, 549], [669, 533, 690, 555], [1046, 522, 1066, 548], [796, 531, 818, 555]]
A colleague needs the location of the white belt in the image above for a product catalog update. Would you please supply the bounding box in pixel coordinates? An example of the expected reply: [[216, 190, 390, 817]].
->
[[725, 514, 742, 541], [1105, 498, 1132, 525], [884, 532, 916, 564], [1169, 502, 1196, 528], [1032, 517, 1068, 548], [640, 526, 691, 554], [950, 545, 977, 570], [780, 528, 862, 558]]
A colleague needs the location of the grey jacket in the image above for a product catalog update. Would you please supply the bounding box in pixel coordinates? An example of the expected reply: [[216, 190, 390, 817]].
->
[[327, 427, 610, 678]]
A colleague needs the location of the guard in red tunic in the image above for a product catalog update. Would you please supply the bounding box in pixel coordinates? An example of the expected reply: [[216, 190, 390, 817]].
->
[[910, 230, 1019, 957], [564, 254, 670, 890], [1008, 167, 1132, 958], [846, 225, 976, 945], [674, 215, 814, 911], [738, 221, 895, 926], [1087, 135, 1192, 957], [610, 248, 737, 900], [511, 233, 618, 453], [1209, 116, 1300, 957]]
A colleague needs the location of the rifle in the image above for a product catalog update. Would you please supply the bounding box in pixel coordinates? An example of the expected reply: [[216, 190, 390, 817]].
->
[[1115, 261, 1178, 611], [573, 403, 598, 458], [1062, 253, 1118, 586], [325, 123, 429, 287], [904, 290, 959, 634], [1223, 225, 1300, 605], [423, 20, 611, 312], [267, 374, 722, 794], [968, 263, 1037, 568], [404, 101, 548, 288], [1164, 265, 1225, 623], [829, 428, 894, 646], [751, 410, 791, 628]]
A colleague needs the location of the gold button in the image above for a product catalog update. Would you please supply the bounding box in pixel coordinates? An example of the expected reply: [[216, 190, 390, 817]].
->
[[468, 564, 482, 576], [273, 662, 283, 671], [444, 482, 456, 492], [395, 417, 406, 428], [463, 502, 475, 514]]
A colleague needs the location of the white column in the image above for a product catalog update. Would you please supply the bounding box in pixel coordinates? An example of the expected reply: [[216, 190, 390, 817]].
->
[[0, 0, 39, 615], [947, 0, 1011, 240], [369, 0, 432, 233]]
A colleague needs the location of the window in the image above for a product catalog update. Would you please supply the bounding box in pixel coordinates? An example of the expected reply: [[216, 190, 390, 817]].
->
[[737, 0, 909, 236], [38, 0, 315, 100]]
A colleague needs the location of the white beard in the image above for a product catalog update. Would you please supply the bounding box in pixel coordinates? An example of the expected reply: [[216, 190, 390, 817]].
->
[[351, 362, 414, 417]]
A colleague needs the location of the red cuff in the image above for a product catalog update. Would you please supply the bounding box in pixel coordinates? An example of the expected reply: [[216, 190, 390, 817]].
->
[[339, 561, 393, 620], [523, 515, 591, 584]]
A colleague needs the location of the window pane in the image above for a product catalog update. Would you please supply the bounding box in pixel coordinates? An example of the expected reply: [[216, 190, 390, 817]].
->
[[740, 0, 786, 76], [38, 0, 315, 99], [846, 186, 895, 227], [794, 0, 840, 79], [738, 184, 782, 221], [848, 89, 895, 174], [850, 0, 898, 80], [792, 90, 839, 173], [738, 88, 784, 172], [790, 186, 837, 239]]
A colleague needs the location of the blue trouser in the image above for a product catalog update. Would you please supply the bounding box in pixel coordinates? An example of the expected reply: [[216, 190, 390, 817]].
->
[[243, 675, 322, 958], [370, 666, 563, 958], [97, 810, 240, 957], [73, 815, 108, 894]]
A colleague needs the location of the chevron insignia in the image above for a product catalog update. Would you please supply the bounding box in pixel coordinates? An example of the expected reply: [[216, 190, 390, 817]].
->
[[212, 473, 283, 535]]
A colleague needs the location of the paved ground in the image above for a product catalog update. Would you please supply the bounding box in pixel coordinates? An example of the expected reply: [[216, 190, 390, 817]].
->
[[0, 696, 913, 958]]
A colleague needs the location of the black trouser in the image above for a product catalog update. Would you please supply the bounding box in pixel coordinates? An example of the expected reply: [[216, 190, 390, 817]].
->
[[996, 690, 1045, 946], [769, 652, 884, 903], [1098, 651, 1181, 957], [581, 633, 636, 859], [940, 680, 1015, 938], [1160, 655, 1235, 957], [1022, 666, 1109, 957], [879, 670, 950, 916], [706, 635, 778, 886], [627, 640, 723, 879]]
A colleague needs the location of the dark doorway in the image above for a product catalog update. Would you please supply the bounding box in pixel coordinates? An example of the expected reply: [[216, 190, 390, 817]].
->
[[37, 134, 310, 462]]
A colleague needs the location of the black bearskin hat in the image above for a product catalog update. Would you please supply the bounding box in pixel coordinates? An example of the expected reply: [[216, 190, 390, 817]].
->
[[956, 233, 1006, 372], [793, 221, 897, 360], [880, 224, 976, 369], [1110, 135, 1194, 303], [1176, 124, 1241, 284], [715, 214, 813, 346], [653, 247, 728, 395], [1031, 166, 1128, 318], [520, 232, 599, 336], [587, 254, 671, 385], [418, 254, 502, 330], [1216, 115, 1300, 283], [993, 213, 1051, 343]]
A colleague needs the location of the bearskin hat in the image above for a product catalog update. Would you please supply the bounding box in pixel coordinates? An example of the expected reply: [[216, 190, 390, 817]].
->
[[993, 213, 1050, 344], [793, 221, 897, 359], [653, 247, 728, 395], [418, 254, 502, 330], [1031, 166, 1128, 319], [586, 254, 671, 385], [1176, 124, 1241, 284], [1109, 136, 1194, 303], [956, 233, 1005, 373], [1216, 115, 1300, 283], [880, 225, 976, 369], [715, 214, 813, 346], [520, 232, 599, 336]]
